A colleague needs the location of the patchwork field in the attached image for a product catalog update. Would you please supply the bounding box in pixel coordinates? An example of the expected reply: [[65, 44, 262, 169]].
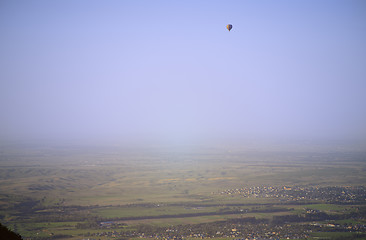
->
[[0, 144, 365, 239]]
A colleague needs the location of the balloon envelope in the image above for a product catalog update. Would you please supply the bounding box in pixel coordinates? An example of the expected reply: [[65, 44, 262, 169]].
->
[[226, 24, 232, 31]]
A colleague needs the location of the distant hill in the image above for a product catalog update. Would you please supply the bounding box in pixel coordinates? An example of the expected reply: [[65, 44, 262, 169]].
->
[[0, 223, 22, 240]]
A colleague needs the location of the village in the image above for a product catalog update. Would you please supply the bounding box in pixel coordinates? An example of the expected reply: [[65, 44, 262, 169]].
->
[[79, 186, 366, 240], [218, 185, 366, 203], [83, 217, 366, 240]]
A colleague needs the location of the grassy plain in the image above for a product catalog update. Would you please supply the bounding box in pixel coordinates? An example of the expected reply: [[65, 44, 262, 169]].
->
[[1, 145, 365, 206], [0, 143, 365, 239]]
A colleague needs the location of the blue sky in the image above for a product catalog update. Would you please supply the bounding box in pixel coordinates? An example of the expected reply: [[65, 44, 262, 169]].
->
[[1, 0, 366, 144]]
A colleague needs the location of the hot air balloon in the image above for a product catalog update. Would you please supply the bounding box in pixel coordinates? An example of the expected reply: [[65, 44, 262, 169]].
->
[[226, 24, 232, 31]]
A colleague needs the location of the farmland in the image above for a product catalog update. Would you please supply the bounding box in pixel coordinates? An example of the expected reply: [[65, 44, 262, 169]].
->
[[0, 143, 366, 239]]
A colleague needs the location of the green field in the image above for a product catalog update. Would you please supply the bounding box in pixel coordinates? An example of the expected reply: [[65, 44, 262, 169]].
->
[[0, 145, 365, 239]]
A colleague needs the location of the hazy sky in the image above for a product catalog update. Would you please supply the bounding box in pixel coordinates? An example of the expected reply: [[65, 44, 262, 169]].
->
[[1, 0, 366, 144]]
